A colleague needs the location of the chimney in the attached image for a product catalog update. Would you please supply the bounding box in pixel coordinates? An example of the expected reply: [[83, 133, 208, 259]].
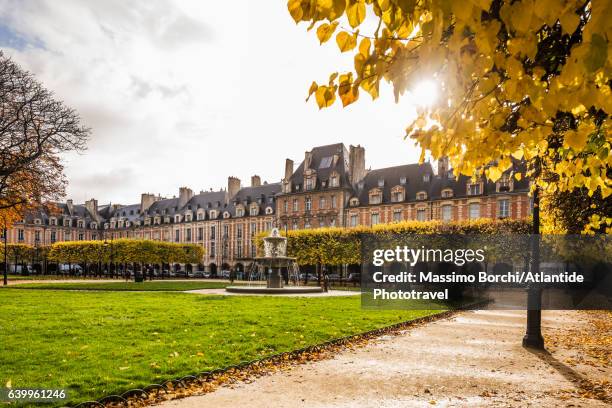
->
[[251, 175, 261, 187], [304, 151, 313, 171], [349, 144, 366, 186], [178, 187, 194, 208], [140, 193, 157, 213], [284, 159, 294, 180], [85, 198, 99, 220], [227, 177, 241, 201], [66, 199, 74, 215], [437, 156, 450, 177]]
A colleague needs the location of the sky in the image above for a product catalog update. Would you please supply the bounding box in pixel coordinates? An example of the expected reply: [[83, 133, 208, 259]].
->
[[0, 0, 432, 205]]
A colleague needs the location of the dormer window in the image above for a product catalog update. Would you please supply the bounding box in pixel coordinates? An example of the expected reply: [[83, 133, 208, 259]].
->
[[377, 178, 384, 187], [497, 174, 512, 192], [349, 198, 360, 207], [447, 171, 454, 180], [400, 176, 407, 184], [265, 206, 274, 215], [305, 178, 314, 191], [236, 207, 244, 217], [223, 211, 230, 219], [174, 215, 181, 223], [34, 218, 41, 225], [209, 210, 217, 219], [50, 218, 57, 226], [468, 182, 481, 196], [441, 189, 453, 198], [391, 186, 405, 203], [197, 211, 205, 220], [369, 189, 382, 205], [423, 174, 431, 183], [185, 214, 192, 222], [154, 216, 161, 225], [91, 222, 97, 229], [330, 173, 339, 187], [77, 220, 84, 228], [416, 191, 428, 200], [249, 204, 259, 216]]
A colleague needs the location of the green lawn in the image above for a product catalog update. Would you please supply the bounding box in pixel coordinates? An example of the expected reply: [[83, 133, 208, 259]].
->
[[0, 290, 439, 406], [5, 281, 234, 291]]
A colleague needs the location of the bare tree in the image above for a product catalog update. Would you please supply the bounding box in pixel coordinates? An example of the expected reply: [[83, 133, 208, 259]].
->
[[0, 51, 90, 220]]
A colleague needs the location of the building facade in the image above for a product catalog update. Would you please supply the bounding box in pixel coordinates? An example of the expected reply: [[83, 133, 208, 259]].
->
[[8, 142, 530, 272]]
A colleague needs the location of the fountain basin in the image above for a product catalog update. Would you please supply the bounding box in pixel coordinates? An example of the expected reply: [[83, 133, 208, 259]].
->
[[225, 286, 324, 294]]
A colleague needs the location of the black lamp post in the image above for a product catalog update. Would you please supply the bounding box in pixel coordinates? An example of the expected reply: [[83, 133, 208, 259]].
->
[[3, 226, 7, 286]]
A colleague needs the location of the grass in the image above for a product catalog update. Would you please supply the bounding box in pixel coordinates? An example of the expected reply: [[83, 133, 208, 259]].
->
[[0, 290, 439, 406], [5, 281, 235, 291]]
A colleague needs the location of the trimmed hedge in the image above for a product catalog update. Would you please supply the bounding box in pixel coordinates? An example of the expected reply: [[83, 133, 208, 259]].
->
[[257, 218, 531, 265]]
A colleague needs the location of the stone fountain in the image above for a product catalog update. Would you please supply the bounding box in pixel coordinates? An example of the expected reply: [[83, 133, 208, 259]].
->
[[225, 228, 323, 294]]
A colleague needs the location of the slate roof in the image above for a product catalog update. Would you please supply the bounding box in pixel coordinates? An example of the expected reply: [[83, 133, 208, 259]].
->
[[289, 143, 351, 192]]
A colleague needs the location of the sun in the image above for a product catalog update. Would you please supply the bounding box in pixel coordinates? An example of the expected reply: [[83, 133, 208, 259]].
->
[[410, 80, 438, 107]]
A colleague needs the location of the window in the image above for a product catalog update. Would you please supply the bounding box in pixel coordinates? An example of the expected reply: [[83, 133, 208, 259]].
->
[[304, 220, 311, 229], [377, 178, 384, 187], [293, 199, 298, 212], [92, 233, 97, 240], [498, 199, 510, 218], [350, 214, 358, 227], [249, 205, 258, 216], [441, 205, 452, 221], [185, 214, 192, 222], [283, 200, 288, 213], [250, 222, 257, 236], [50, 231, 56, 242], [223, 224, 229, 238], [416, 208, 427, 221], [468, 183, 481, 195], [400, 176, 407, 184], [469, 203, 480, 219], [78, 233, 84, 240], [198, 227, 204, 241], [416, 191, 427, 200], [330, 175, 339, 187], [319, 197, 326, 209], [210, 242, 216, 258], [251, 243, 256, 258], [197, 211, 204, 220], [371, 213, 380, 225], [305, 197, 312, 211], [292, 220, 298, 230], [393, 209, 402, 222], [265, 206, 273, 215], [174, 215, 181, 223], [35, 230, 40, 242], [237, 241, 243, 258], [319, 156, 333, 168], [175, 229, 180, 242], [237, 225, 243, 239], [331, 195, 337, 208], [423, 174, 430, 182], [392, 190, 404, 202], [369, 193, 382, 205], [330, 218, 336, 227], [186, 229, 192, 242], [265, 221, 273, 231], [18, 229, 24, 241], [498, 175, 511, 191], [50, 218, 57, 226], [441, 189, 453, 198], [209, 210, 217, 219], [305, 178, 314, 190], [318, 217, 325, 227], [236, 207, 244, 217]]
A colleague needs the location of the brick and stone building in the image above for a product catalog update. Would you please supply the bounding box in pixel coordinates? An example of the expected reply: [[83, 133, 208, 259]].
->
[[6, 142, 530, 273]]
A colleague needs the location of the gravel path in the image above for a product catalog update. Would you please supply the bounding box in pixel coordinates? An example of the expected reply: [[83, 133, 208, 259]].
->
[[155, 310, 610, 407]]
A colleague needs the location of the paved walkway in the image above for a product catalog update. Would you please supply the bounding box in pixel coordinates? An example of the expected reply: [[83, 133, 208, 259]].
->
[[186, 288, 359, 297], [155, 310, 610, 407]]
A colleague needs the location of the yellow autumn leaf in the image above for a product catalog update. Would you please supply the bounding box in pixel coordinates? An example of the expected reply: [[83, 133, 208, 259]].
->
[[316, 22, 338, 44], [487, 166, 502, 182], [315, 85, 336, 108], [336, 31, 357, 52], [346, 0, 366, 28], [306, 81, 318, 101], [563, 130, 587, 150]]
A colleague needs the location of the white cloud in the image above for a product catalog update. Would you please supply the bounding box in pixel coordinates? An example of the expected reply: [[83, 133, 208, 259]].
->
[[0, 0, 425, 204]]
